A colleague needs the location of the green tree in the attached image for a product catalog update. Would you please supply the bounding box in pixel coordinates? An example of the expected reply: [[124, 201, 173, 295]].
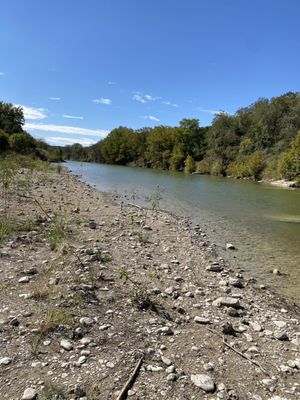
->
[[9, 132, 36, 154], [184, 155, 195, 173], [0, 102, 24, 134]]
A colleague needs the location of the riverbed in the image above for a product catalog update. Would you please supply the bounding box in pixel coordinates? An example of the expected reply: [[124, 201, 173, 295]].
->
[[65, 161, 300, 303]]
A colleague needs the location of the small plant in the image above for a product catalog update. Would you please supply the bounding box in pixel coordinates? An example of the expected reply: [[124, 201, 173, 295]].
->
[[46, 217, 69, 250], [56, 165, 63, 174], [0, 217, 16, 244], [41, 380, 66, 400], [30, 282, 50, 301], [146, 185, 164, 211], [136, 232, 150, 245], [94, 250, 112, 263], [29, 334, 42, 358], [39, 307, 73, 335]]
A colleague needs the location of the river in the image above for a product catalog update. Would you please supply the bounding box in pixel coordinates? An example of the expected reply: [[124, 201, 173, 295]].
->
[[65, 161, 300, 303]]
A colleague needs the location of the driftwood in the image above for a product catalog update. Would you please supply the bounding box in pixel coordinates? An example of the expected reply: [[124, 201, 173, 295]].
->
[[205, 327, 271, 377], [115, 357, 143, 400]]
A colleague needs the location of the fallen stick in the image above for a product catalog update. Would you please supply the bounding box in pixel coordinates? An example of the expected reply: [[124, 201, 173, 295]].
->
[[115, 357, 143, 400], [205, 327, 271, 377]]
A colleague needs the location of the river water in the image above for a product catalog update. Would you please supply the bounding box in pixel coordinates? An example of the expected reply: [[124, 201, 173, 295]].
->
[[65, 161, 300, 303]]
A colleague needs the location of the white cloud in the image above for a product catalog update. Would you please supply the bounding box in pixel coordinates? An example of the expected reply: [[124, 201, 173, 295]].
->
[[0, 72, 5, 76], [62, 114, 84, 120], [133, 94, 146, 103], [16, 105, 48, 120], [197, 107, 224, 115], [162, 100, 179, 107], [49, 97, 61, 100], [145, 115, 160, 122], [25, 123, 108, 138], [46, 137, 96, 146], [132, 92, 160, 103], [93, 98, 111, 105], [108, 81, 116, 85]]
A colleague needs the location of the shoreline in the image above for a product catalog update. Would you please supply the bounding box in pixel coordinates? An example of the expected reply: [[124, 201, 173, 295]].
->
[[0, 167, 299, 399]]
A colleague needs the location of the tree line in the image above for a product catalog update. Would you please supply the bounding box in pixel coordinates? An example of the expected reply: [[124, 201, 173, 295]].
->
[[64, 92, 300, 182], [0, 101, 63, 162]]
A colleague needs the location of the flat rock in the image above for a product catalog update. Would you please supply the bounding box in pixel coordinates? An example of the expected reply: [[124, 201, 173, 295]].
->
[[191, 374, 215, 392]]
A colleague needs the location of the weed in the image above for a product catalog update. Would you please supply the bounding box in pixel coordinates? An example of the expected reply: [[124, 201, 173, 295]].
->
[[94, 250, 112, 263], [136, 232, 150, 245], [30, 282, 50, 301], [39, 307, 73, 335], [0, 217, 16, 243], [41, 380, 66, 400], [46, 217, 69, 250], [132, 285, 157, 311], [0, 281, 14, 294], [56, 165, 63, 174], [29, 335, 42, 358]]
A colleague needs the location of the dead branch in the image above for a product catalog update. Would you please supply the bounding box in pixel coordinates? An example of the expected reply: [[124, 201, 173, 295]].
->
[[115, 357, 143, 400]]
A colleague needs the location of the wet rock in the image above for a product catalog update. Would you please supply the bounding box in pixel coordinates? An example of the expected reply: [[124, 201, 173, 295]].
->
[[191, 374, 215, 392]]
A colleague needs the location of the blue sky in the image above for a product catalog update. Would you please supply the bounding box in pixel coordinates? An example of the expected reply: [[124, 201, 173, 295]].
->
[[0, 0, 299, 146]]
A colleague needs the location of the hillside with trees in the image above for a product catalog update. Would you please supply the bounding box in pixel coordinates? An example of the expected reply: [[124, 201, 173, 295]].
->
[[65, 92, 300, 183]]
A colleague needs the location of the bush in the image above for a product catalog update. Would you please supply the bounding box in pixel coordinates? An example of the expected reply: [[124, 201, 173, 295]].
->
[[9, 132, 36, 155], [0, 130, 9, 153], [184, 155, 195, 173]]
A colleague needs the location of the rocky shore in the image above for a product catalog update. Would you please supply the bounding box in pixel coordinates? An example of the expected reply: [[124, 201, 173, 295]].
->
[[0, 168, 299, 400]]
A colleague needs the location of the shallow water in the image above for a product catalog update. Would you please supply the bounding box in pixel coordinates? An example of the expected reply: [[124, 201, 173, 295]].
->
[[65, 161, 300, 303]]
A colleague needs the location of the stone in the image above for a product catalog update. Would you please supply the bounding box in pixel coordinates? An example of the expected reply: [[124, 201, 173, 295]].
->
[[147, 365, 164, 372], [222, 322, 236, 335], [21, 388, 37, 400], [229, 277, 244, 288], [18, 276, 30, 283], [0, 357, 12, 365], [165, 286, 174, 295], [60, 339, 73, 351], [206, 264, 223, 272], [161, 356, 172, 366], [226, 243, 235, 250], [79, 317, 94, 326], [212, 297, 241, 309], [191, 374, 215, 392], [250, 322, 263, 332], [194, 316, 211, 325], [167, 373, 177, 381], [274, 330, 289, 341], [156, 326, 173, 336]]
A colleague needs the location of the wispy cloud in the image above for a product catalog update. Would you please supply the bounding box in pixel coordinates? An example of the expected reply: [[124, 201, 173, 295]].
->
[[132, 92, 161, 103], [46, 137, 96, 146], [197, 107, 225, 115], [25, 123, 108, 138], [108, 81, 116, 85], [93, 98, 112, 105], [145, 115, 160, 122], [16, 105, 48, 120], [162, 100, 179, 107], [0, 72, 5, 76], [62, 114, 84, 120], [49, 97, 61, 101]]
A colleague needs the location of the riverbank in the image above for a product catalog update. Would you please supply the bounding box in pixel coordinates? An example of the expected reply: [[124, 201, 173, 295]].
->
[[0, 167, 299, 400]]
